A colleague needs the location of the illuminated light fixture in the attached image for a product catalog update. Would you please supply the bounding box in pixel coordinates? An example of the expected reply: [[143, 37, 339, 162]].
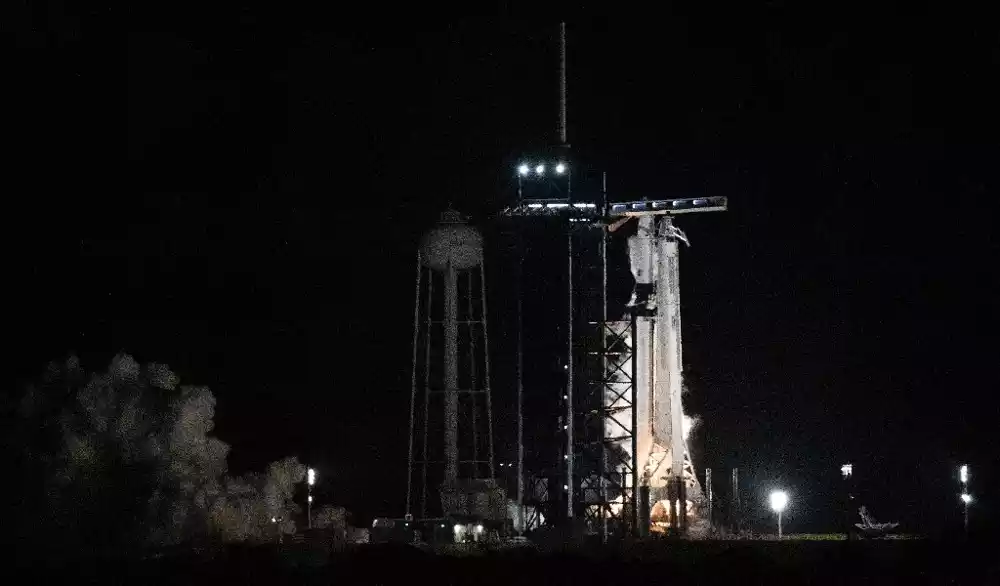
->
[[841, 463, 853, 478], [961, 493, 973, 504], [555, 163, 566, 174], [440, 524, 446, 528], [563, 484, 569, 491], [770, 490, 789, 513], [474, 524, 484, 534], [527, 203, 543, 209], [547, 203, 569, 209], [518, 164, 530, 176], [308, 468, 316, 486], [271, 517, 277, 523], [960, 464, 968, 484], [453, 524, 462, 533], [535, 164, 545, 175]]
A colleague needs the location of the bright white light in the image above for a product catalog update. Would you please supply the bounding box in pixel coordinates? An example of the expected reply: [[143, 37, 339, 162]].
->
[[308, 468, 316, 486], [770, 490, 789, 513], [841, 463, 853, 478], [474, 524, 484, 534], [960, 465, 968, 484], [453, 524, 462, 533], [308, 495, 313, 503], [535, 164, 545, 175], [518, 164, 530, 176], [563, 484, 569, 491], [555, 163, 566, 174], [961, 493, 973, 504], [683, 415, 694, 441], [271, 516, 277, 523]]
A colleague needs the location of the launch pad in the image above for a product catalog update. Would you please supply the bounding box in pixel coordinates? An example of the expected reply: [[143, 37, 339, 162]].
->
[[503, 178, 726, 539], [403, 22, 727, 542], [499, 22, 727, 540]]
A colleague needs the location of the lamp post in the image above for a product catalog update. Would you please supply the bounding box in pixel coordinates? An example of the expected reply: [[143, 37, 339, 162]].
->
[[959, 465, 970, 536], [307, 467, 316, 530], [769, 490, 789, 539], [841, 463, 853, 540], [960, 493, 972, 535]]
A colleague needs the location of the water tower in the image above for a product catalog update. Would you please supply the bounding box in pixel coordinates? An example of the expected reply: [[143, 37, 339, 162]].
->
[[405, 209, 505, 524]]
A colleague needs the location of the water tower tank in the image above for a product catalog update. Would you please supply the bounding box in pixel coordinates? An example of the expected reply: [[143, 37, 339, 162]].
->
[[420, 209, 483, 270]]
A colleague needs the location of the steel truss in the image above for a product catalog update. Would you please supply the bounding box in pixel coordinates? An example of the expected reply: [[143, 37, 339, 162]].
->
[[503, 181, 643, 540]]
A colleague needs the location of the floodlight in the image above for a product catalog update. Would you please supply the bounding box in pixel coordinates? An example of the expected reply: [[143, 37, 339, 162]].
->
[[535, 164, 545, 175], [518, 164, 530, 176], [770, 490, 789, 513], [841, 464, 853, 478], [555, 163, 566, 174], [961, 493, 972, 504]]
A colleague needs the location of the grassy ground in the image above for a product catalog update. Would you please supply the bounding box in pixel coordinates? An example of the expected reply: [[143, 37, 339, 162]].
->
[[25, 537, 999, 585]]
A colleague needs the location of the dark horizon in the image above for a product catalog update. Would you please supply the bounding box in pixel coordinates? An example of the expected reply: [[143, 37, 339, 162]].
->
[[8, 9, 998, 533]]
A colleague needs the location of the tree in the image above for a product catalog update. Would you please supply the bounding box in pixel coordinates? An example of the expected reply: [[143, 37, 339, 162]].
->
[[312, 505, 347, 531], [3, 353, 312, 556], [209, 457, 307, 542], [3, 354, 230, 555]]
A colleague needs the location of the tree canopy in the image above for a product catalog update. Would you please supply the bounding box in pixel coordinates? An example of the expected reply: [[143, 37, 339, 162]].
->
[[1, 353, 309, 559]]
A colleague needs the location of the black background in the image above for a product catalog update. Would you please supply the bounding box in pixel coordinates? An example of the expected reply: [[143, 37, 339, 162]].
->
[[7, 4, 998, 532]]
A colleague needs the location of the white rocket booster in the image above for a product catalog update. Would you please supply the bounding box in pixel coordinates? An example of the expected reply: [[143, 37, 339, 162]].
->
[[625, 216, 693, 493]]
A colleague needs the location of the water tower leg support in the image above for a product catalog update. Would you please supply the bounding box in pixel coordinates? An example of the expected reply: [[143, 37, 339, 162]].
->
[[444, 263, 459, 483]]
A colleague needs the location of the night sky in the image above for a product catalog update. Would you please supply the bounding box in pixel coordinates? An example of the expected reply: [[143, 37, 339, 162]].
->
[[9, 6, 998, 531]]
